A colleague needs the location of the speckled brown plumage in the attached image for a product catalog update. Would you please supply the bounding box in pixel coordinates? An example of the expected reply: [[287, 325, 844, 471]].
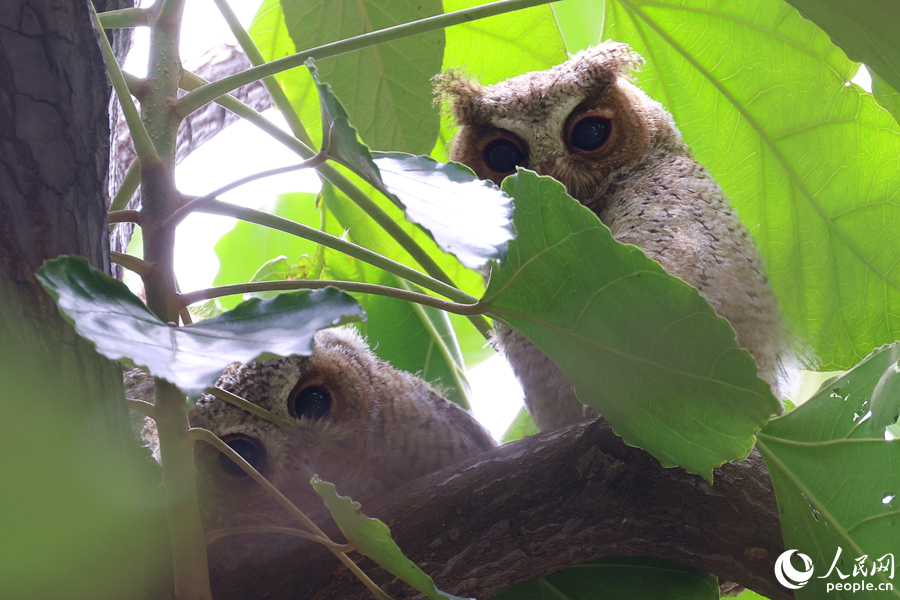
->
[[436, 42, 797, 431], [140, 327, 495, 573]]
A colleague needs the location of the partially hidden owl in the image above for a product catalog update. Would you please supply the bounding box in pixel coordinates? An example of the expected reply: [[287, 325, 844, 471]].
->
[[139, 326, 495, 573], [436, 42, 797, 431]]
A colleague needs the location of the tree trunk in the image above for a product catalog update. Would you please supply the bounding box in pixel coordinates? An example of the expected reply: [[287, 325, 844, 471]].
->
[[214, 419, 791, 600], [0, 1, 169, 597]]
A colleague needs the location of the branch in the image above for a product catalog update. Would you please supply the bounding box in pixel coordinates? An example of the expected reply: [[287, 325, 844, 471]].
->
[[212, 419, 791, 600]]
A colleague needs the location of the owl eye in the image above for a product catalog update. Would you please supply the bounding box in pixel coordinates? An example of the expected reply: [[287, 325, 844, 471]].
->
[[568, 116, 612, 152], [482, 137, 526, 174], [289, 384, 332, 421], [219, 434, 267, 477]]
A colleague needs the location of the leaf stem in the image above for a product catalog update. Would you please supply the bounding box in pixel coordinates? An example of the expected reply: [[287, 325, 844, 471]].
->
[[164, 153, 328, 228], [126, 398, 156, 418], [96, 6, 151, 28], [194, 199, 478, 304], [205, 526, 344, 550], [208, 0, 314, 146], [110, 251, 153, 277], [180, 280, 482, 315], [154, 380, 212, 599], [91, 3, 160, 167], [108, 159, 141, 214], [108, 209, 143, 225], [176, 73, 492, 337], [176, 0, 556, 119]]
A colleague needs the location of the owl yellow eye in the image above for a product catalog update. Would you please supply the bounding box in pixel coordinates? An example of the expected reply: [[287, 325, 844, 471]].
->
[[568, 115, 612, 152], [289, 384, 332, 421], [482, 137, 526, 174], [219, 434, 267, 477]]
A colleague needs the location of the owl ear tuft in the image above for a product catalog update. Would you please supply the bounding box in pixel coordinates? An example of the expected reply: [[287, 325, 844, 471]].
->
[[575, 41, 645, 84], [433, 69, 485, 122]]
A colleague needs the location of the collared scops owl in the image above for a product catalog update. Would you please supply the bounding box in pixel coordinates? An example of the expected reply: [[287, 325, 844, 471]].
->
[[435, 41, 797, 431], [139, 327, 495, 573]]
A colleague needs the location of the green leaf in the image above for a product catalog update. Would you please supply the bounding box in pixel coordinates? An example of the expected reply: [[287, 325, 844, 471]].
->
[[308, 61, 512, 269], [872, 72, 900, 126], [307, 59, 385, 186], [483, 170, 780, 478], [435, 1, 567, 160], [604, 0, 900, 370], [263, 0, 443, 154], [372, 152, 513, 269], [489, 557, 718, 600], [37, 256, 363, 399], [780, 0, 900, 95], [757, 343, 900, 599], [311, 477, 469, 600]]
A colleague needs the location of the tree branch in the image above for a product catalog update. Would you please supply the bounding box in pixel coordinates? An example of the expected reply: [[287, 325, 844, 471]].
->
[[212, 419, 790, 600]]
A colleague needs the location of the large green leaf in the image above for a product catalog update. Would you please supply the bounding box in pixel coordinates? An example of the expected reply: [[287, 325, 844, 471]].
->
[[489, 557, 718, 600], [603, 0, 900, 370], [37, 256, 363, 399], [483, 171, 780, 478], [757, 343, 900, 599], [311, 477, 469, 600], [781, 0, 900, 97], [251, 0, 443, 154]]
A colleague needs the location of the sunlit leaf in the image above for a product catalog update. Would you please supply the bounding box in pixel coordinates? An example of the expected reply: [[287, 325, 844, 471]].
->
[[781, 0, 900, 95], [603, 0, 900, 370], [253, 0, 443, 154], [309, 64, 512, 269]]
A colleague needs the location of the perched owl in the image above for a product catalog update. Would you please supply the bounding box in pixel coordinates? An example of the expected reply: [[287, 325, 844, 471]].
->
[[436, 42, 796, 431], [140, 326, 495, 573]]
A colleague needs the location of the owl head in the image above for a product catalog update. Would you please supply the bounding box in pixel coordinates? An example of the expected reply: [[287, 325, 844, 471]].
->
[[141, 326, 495, 572], [435, 41, 685, 209]]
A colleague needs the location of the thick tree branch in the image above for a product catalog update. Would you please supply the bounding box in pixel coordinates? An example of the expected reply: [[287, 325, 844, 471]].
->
[[213, 419, 790, 600]]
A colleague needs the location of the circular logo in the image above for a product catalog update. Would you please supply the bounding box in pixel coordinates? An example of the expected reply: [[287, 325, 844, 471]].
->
[[775, 550, 815, 589]]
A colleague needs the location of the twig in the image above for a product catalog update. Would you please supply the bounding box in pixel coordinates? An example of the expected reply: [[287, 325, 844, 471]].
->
[[178, 280, 482, 315], [164, 153, 328, 228], [188, 427, 394, 600], [206, 526, 352, 553], [110, 251, 153, 277]]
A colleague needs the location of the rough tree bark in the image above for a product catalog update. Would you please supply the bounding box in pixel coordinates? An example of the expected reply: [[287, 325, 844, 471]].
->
[[214, 419, 790, 600], [0, 1, 168, 597]]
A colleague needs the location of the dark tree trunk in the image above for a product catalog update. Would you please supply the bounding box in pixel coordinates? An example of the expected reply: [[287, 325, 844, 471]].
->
[[0, 1, 169, 598]]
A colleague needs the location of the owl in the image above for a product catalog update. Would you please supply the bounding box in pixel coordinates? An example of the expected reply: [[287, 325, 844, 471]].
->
[[140, 326, 495, 573], [436, 42, 796, 431]]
